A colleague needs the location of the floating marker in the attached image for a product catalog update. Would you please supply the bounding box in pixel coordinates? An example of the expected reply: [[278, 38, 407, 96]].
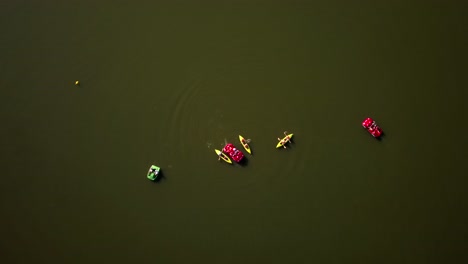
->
[[75, 80, 80, 86]]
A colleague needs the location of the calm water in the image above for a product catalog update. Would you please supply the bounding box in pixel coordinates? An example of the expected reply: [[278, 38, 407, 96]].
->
[[1, 1, 467, 263]]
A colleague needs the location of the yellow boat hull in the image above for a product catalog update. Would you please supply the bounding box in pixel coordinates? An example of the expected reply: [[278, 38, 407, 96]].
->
[[215, 149, 232, 164], [276, 133, 293, 148], [238, 135, 251, 154]]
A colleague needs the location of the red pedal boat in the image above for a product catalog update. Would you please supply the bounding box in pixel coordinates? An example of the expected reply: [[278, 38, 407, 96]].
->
[[362, 117, 383, 138], [222, 143, 245, 163]]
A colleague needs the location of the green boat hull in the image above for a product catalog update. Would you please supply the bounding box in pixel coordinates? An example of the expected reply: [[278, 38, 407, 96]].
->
[[147, 165, 160, 180]]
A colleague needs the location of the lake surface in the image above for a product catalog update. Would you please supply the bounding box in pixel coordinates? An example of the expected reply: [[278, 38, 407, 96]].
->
[[1, 1, 467, 263]]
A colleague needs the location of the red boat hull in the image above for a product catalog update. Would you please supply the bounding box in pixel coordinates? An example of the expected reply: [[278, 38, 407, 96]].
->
[[222, 143, 244, 163], [362, 117, 383, 138]]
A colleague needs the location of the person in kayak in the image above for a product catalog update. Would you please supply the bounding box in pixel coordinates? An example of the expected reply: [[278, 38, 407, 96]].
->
[[278, 138, 288, 148], [277, 131, 292, 148], [242, 138, 251, 144]]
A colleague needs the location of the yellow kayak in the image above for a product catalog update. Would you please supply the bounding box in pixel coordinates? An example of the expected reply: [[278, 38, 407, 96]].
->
[[238, 135, 251, 154], [276, 133, 293, 148], [215, 149, 232, 164]]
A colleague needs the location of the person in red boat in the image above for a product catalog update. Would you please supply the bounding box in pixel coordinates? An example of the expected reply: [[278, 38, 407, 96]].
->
[[223, 144, 233, 154], [222, 143, 243, 162], [363, 118, 373, 128], [362, 117, 383, 138], [369, 122, 381, 137]]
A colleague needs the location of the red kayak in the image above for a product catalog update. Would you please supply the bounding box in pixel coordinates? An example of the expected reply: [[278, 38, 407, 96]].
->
[[222, 143, 244, 163], [362, 117, 383, 138]]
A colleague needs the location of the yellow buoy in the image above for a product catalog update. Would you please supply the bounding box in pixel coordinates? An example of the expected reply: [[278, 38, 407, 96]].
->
[[75, 80, 80, 86]]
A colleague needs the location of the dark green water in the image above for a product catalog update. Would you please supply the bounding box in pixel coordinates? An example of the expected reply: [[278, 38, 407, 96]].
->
[[1, 1, 467, 263]]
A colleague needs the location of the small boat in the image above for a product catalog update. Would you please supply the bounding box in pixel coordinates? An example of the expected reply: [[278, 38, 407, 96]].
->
[[215, 149, 232, 164], [147, 165, 161, 181], [276, 133, 293, 148], [239, 135, 251, 154], [362, 117, 383, 138], [223, 143, 245, 163]]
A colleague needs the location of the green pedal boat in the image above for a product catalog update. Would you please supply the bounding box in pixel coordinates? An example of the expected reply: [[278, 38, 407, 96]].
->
[[147, 165, 161, 181]]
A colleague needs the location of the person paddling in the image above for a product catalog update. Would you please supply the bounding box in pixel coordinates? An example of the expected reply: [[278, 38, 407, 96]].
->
[[277, 137, 287, 148], [277, 131, 292, 148], [149, 167, 157, 174], [283, 131, 291, 142]]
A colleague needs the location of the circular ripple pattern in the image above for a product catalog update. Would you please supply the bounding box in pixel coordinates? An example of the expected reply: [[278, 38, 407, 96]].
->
[[164, 78, 229, 164]]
